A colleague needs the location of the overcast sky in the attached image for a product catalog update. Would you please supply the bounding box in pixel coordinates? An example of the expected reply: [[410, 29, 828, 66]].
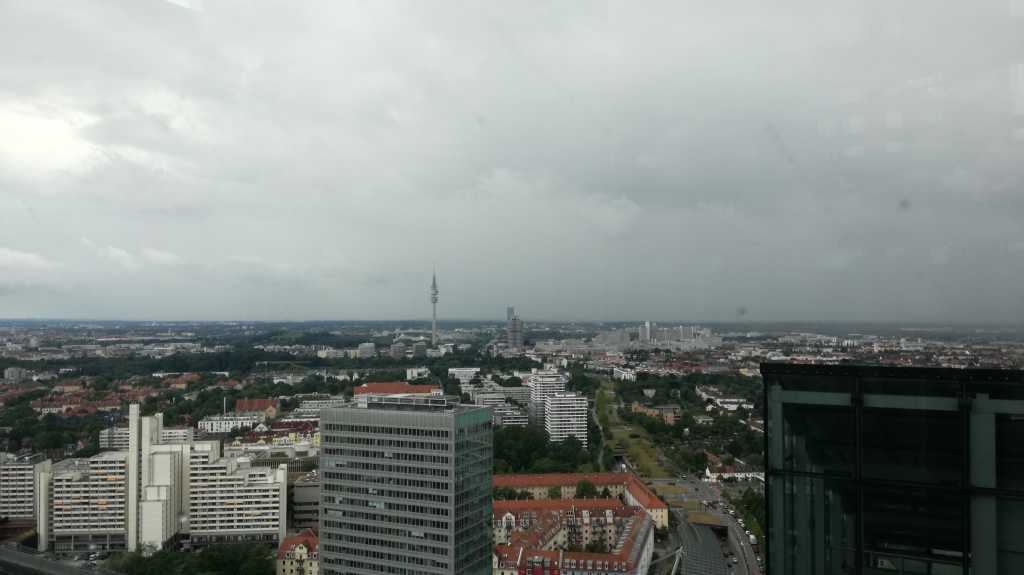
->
[[1, 1, 1023, 323]]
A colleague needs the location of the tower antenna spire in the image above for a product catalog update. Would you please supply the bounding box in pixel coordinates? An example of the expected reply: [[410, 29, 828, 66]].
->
[[430, 268, 439, 346]]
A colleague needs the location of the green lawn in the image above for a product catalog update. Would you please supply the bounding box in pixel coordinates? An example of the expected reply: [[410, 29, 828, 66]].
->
[[598, 383, 672, 478]]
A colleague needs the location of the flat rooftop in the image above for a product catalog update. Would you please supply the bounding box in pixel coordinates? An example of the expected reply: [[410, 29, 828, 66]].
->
[[761, 362, 1024, 381]]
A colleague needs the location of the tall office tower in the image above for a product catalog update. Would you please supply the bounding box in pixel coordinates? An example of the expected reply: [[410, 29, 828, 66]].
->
[[526, 370, 568, 426], [506, 306, 516, 321], [638, 321, 652, 342], [320, 395, 493, 575], [762, 363, 1024, 575], [507, 312, 523, 349], [543, 392, 588, 447], [0, 452, 50, 520], [431, 271, 440, 346]]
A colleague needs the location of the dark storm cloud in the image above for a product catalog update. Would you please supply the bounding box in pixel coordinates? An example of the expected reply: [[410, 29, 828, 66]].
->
[[0, 0, 1023, 322]]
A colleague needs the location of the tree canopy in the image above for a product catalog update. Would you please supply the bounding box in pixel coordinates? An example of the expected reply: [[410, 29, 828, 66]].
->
[[106, 543, 274, 575], [493, 427, 598, 474]]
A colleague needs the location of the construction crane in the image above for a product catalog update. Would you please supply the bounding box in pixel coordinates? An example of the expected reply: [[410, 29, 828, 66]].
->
[[648, 545, 685, 575]]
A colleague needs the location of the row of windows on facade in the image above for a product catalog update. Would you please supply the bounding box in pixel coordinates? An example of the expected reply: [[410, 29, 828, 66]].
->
[[321, 458, 446, 476], [325, 484, 451, 503], [331, 496, 452, 517], [325, 532, 448, 556], [324, 436, 451, 451], [322, 446, 450, 465], [323, 509, 449, 530], [321, 545, 450, 569], [323, 519, 449, 542], [325, 471, 450, 489], [324, 424, 451, 438], [322, 557, 447, 575]]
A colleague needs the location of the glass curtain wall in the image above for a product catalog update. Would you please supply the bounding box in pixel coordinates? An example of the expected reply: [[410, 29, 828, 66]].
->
[[763, 364, 1024, 575]]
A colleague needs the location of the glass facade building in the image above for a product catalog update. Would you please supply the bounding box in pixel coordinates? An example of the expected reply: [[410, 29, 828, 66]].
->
[[763, 363, 1024, 575], [319, 396, 493, 575]]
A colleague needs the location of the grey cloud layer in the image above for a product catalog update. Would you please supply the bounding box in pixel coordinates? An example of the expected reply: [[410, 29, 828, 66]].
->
[[0, 0, 1023, 322]]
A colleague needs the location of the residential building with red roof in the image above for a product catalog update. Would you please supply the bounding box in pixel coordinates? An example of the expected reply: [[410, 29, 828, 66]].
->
[[491, 499, 655, 575], [493, 472, 669, 528], [277, 528, 318, 575]]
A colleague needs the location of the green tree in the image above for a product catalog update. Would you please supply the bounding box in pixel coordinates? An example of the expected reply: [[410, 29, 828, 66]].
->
[[575, 480, 598, 499], [547, 486, 562, 499]]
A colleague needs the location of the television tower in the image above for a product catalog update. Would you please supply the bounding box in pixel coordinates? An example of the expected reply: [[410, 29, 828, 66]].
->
[[430, 270, 439, 346]]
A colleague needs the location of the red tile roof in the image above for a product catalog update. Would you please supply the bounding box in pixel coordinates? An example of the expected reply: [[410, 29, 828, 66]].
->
[[494, 507, 654, 573], [277, 528, 318, 560], [235, 398, 279, 412], [353, 382, 439, 395], [493, 472, 667, 511], [493, 498, 625, 514]]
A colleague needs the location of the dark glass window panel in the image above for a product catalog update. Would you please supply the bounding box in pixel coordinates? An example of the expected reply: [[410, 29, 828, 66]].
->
[[772, 374, 857, 394], [780, 404, 855, 476], [861, 377, 961, 398], [862, 486, 963, 567], [776, 476, 857, 575], [968, 379, 1024, 402], [997, 497, 1024, 574], [862, 408, 962, 486], [996, 415, 1024, 490]]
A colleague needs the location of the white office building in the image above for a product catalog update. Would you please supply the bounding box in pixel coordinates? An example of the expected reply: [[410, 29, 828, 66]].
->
[[543, 392, 588, 447], [448, 367, 482, 384], [492, 405, 529, 427], [0, 452, 50, 520], [3, 366, 27, 384], [406, 367, 431, 380], [612, 367, 637, 382], [197, 412, 266, 434], [357, 342, 376, 359]]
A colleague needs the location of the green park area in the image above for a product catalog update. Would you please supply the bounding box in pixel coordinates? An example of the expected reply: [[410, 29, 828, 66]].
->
[[597, 382, 672, 478]]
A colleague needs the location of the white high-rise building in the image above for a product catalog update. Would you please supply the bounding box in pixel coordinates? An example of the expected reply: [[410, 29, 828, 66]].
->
[[188, 453, 287, 546], [0, 452, 50, 520], [527, 370, 569, 425], [38, 405, 287, 555], [3, 366, 27, 384], [40, 451, 130, 553], [99, 425, 194, 450], [543, 392, 589, 447], [639, 321, 652, 343]]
